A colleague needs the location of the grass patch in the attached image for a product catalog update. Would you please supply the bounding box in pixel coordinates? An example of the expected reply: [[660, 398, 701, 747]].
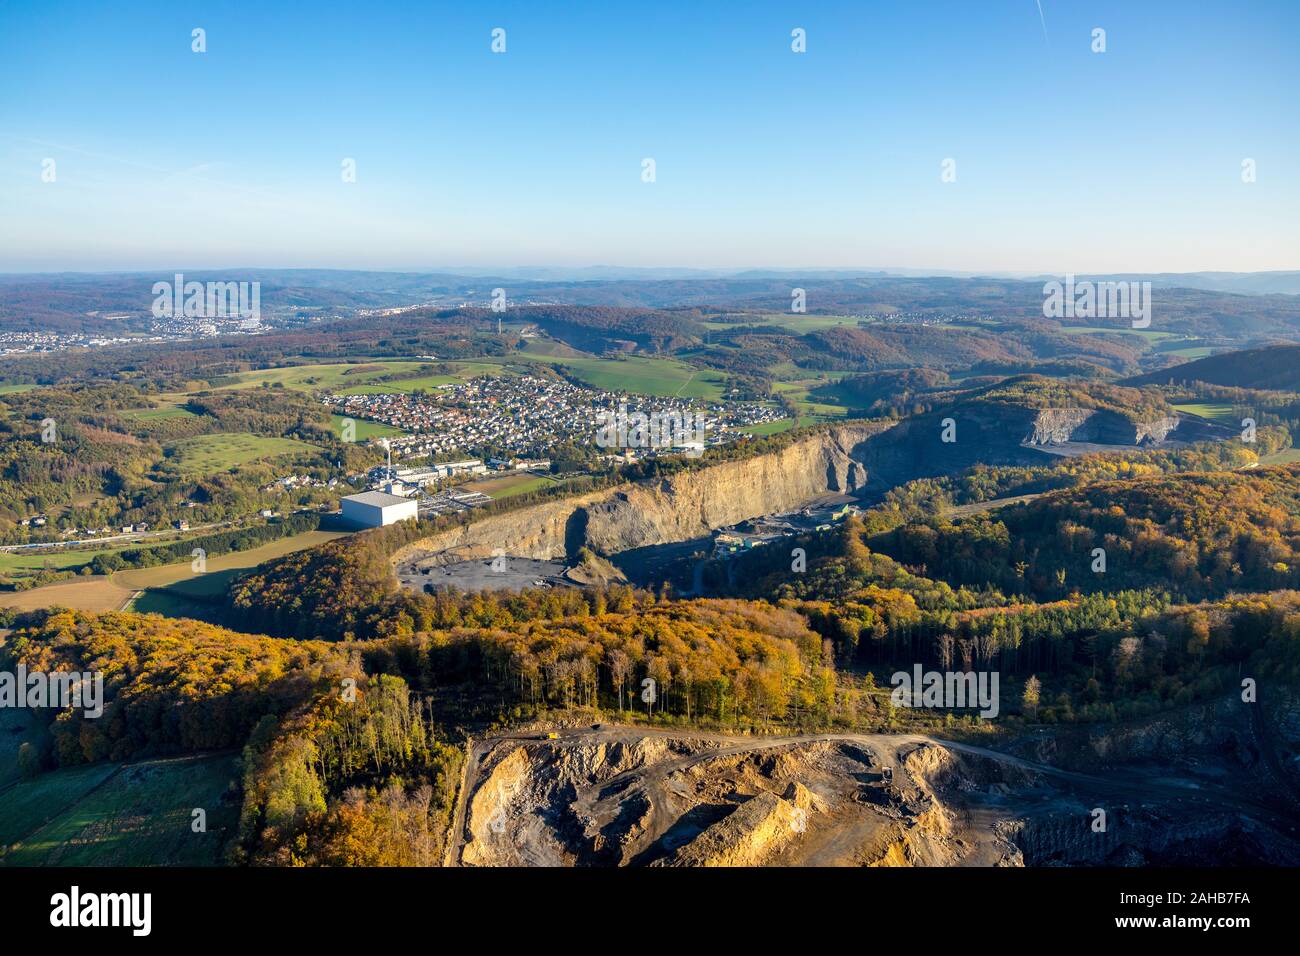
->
[[329, 414, 406, 440], [332, 362, 508, 396], [1261, 448, 1300, 465], [735, 416, 818, 436], [1061, 326, 1177, 342], [460, 473, 556, 500], [164, 433, 320, 476], [1172, 402, 1236, 424], [2, 754, 239, 866], [121, 405, 199, 422], [526, 352, 729, 399], [0, 762, 122, 850], [219, 361, 430, 392]]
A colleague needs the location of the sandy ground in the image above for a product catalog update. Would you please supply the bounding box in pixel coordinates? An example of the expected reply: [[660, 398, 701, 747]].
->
[[0, 576, 133, 612]]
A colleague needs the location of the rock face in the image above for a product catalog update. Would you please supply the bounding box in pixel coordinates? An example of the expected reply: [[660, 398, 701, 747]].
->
[[856, 404, 1235, 494], [1025, 408, 1094, 445], [655, 791, 804, 867], [392, 423, 886, 565], [1024, 408, 1191, 447]]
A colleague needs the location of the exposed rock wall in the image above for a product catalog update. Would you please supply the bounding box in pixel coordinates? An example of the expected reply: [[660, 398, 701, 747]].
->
[[392, 423, 887, 564], [1024, 408, 1186, 446]]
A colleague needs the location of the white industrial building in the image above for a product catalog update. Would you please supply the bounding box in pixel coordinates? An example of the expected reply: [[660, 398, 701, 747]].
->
[[340, 491, 419, 528]]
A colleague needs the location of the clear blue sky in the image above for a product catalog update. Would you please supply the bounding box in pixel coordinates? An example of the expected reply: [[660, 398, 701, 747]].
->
[[1, 0, 1297, 273]]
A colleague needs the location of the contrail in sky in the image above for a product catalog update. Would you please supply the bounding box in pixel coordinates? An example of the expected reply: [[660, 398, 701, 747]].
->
[[1034, 0, 1049, 41]]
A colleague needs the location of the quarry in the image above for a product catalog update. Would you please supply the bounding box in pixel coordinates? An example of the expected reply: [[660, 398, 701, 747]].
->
[[449, 720, 1300, 868]]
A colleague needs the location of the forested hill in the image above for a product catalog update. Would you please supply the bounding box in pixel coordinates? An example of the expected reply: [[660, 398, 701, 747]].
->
[[1125, 343, 1300, 391], [870, 466, 1300, 601]]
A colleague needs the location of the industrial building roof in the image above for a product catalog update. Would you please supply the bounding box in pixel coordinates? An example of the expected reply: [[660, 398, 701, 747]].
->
[[342, 491, 415, 508]]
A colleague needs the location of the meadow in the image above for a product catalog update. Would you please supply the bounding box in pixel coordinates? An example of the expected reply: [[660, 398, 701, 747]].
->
[[1171, 402, 1237, 424], [163, 433, 321, 475], [0, 754, 238, 866]]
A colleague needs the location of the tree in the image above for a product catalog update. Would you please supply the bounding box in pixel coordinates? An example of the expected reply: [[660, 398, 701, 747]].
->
[[1022, 675, 1041, 718], [17, 741, 40, 779]]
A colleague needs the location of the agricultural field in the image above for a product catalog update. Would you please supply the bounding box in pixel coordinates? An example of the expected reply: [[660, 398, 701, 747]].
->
[[332, 361, 506, 396], [113, 529, 349, 591], [163, 433, 321, 476], [771, 376, 854, 418], [0, 762, 121, 851], [329, 413, 406, 440], [1172, 402, 1237, 424], [534, 353, 728, 399], [0, 529, 349, 615], [1158, 345, 1216, 360], [217, 360, 429, 392], [0, 575, 132, 613], [701, 313, 865, 334], [1060, 326, 1178, 341], [1261, 447, 1300, 465], [736, 416, 809, 436], [459, 473, 556, 501], [0, 754, 238, 866]]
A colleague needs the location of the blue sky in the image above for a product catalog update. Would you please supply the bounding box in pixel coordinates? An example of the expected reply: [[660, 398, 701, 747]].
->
[[1, 0, 1297, 273]]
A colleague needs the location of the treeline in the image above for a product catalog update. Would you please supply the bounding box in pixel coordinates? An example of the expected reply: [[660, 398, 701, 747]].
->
[[88, 513, 322, 575]]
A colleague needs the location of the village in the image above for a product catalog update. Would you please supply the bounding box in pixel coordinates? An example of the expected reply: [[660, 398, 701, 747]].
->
[[324, 373, 784, 467]]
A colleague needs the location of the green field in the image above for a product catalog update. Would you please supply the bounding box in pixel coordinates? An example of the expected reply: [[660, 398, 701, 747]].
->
[[0, 762, 121, 850], [0, 383, 38, 395], [1261, 448, 1300, 465], [701, 313, 865, 334], [1160, 346, 1215, 360], [1061, 326, 1178, 341], [0, 549, 100, 573], [0, 754, 238, 866], [737, 416, 815, 436], [164, 433, 321, 475], [329, 413, 406, 440], [219, 361, 430, 392], [1172, 402, 1236, 424], [460, 473, 557, 501], [520, 351, 729, 399], [333, 361, 505, 396], [771, 376, 856, 418], [121, 404, 199, 422]]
